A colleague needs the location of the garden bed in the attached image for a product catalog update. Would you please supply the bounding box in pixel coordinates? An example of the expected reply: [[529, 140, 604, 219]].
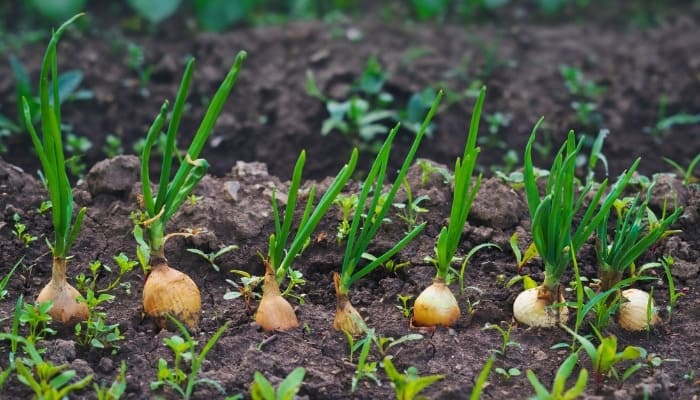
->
[[1, 4, 699, 399]]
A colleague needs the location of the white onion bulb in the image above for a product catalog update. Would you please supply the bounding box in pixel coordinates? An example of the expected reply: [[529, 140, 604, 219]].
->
[[618, 288, 660, 331], [513, 287, 569, 328]]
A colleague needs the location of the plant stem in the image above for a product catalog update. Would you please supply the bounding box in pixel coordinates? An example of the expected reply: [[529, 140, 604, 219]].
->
[[50, 257, 67, 287]]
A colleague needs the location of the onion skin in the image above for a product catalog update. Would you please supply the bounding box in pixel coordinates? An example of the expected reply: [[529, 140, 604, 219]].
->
[[36, 258, 88, 325], [412, 279, 460, 327], [37, 257, 88, 324], [618, 288, 660, 331], [143, 259, 201, 331], [513, 286, 569, 328], [332, 272, 364, 336], [255, 264, 298, 331]]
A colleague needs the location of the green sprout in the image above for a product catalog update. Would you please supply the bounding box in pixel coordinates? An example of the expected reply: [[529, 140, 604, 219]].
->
[[382, 356, 444, 400], [527, 352, 588, 400], [94, 361, 127, 400], [150, 317, 230, 399], [187, 244, 238, 272], [250, 367, 306, 400], [333, 91, 443, 336]]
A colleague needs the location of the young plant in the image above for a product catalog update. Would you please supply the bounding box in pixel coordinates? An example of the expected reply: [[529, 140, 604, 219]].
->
[[563, 325, 646, 384], [333, 92, 443, 335], [595, 190, 681, 330], [333, 193, 358, 243], [187, 244, 238, 272], [660, 256, 685, 318], [94, 361, 127, 400], [412, 87, 484, 328], [382, 356, 444, 400], [255, 149, 358, 332], [392, 178, 430, 234], [74, 290, 123, 352], [12, 213, 38, 247], [150, 317, 230, 399], [470, 354, 495, 400], [663, 153, 700, 186], [527, 352, 588, 400], [482, 321, 521, 357], [512, 124, 639, 328], [21, 14, 88, 324], [136, 49, 246, 330], [0, 257, 21, 300], [20, 301, 57, 344], [250, 367, 305, 400]]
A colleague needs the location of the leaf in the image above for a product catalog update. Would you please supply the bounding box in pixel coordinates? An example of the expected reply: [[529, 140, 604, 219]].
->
[[194, 0, 254, 32], [127, 0, 182, 24], [276, 367, 305, 400], [29, 0, 86, 21], [251, 371, 275, 400]]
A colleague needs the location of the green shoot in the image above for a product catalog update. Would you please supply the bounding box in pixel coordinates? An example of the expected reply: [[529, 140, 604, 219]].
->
[[523, 124, 639, 297], [382, 356, 444, 400], [333, 91, 443, 335], [433, 87, 485, 282], [250, 367, 306, 400], [526, 352, 588, 400], [482, 321, 521, 357], [94, 361, 127, 400], [663, 153, 700, 186], [137, 50, 247, 262], [187, 244, 238, 272], [150, 317, 230, 399], [470, 354, 495, 400], [74, 290, 123, 352], [392, 177, 430, 234], [596, 188, 682, 292], [19, 301, 57, 344], [0, 257, 21, 300]]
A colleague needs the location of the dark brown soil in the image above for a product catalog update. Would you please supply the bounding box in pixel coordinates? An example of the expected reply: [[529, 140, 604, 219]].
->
[[1, 4, 700, 400]]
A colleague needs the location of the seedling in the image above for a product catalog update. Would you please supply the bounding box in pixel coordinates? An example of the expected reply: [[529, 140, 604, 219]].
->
[[334, 92, 443, 335], [102, 134, 124, 158], [527, 352, 588, 400], [135, 48, 247, 330], [16, 352, 93, 399], [38, 200, 53, 214], [75, 290, 123, 352], [470, 354, 495, 400], [150, 317, 230, 399], [560, 64, 605, 99], [663, 153, 700, 186], [396, 294, 413, 319], [416, 159, 452, 187], [646, 94, 700, 143], [0, 257, 21, 300], [94, 361, 127, 400], [382, 356, 444, 400], [451, 242, 500, 296], [186, 193, 203, 206], [509, 232, 538, 271], [413, 87, 484, 328], [333, 193, 357, 243], [563, 325, 645, 384], [12, 213, 38, 248], [660, 256, 685, 317], [250, 367, 305, 400], [19, 301, 57, 344], [393, 178, 430, 234], [224, 271, 263, 313], [187, 244, 238, 272], [255, 148, 357, 331], [482, 321, 521, 357], [512, 123, 638, 328], [346, 323, 380, 392], [494, 366, 521, 380]]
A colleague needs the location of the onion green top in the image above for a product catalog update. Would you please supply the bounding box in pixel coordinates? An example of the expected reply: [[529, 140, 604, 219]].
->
[[138, 51, 247, 256], [434, 87, 485, 280], [523, 123, 639, 291], [23, 14, 86, 260], [337, 91, 444, 294]]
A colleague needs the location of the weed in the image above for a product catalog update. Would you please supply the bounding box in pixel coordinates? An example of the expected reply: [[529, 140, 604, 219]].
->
[[482, 321, 521, 357], [0, 257, 21, 300], [470, 354, 495, 400], [250, 367, 305, 400], [494, 366, 521, 380], [75, 290, 123, 352], [187, 244, 238, 272], [663, 153, 700, 186], [94, 360, 127, 400], [20, 301, 57, 344], [660, 256, 685, 317], [102, 134, 124, 158], [527, 352, 588, 399], [12, 213, 38, 248], [396, 294, 413, 318], [382, 356, 444, 400], [333, 193, 358, 243], [392, 178, 430, 234], [646, 94, 700, 143], [150, 317, 230, 399], [416, 159, 452, 187]]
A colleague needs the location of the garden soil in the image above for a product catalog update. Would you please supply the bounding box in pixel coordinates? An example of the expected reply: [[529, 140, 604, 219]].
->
[[1, 5, 700, 399]]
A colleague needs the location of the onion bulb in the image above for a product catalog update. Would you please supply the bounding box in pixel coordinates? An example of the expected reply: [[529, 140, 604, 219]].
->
[[513, 286, 569, 328], [332, 272, 364, 336], [255, 263, 298, 331], [143, 259, 201, 330], [37, 257, 88, 324], [412, 278, 460, 327], [618, 288, 660, 331]]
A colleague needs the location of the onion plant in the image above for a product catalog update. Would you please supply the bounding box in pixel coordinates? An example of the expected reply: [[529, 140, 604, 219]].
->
[[136, 50, 247, 330], [595, 190, 681, 330], [512, 124, 639, 327], [333, 92, 443, 335], [412, 87, 484, 328], [22, 14, 88, 324], [255, 149, 358, 331]]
